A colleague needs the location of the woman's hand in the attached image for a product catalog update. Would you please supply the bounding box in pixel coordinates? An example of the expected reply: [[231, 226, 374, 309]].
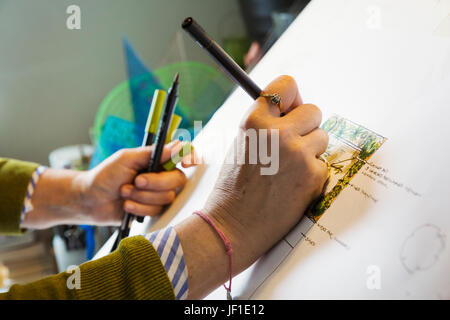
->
[[175, 75, 329, 298], [22, 141, 195, 229], [206, 75, 329, 266]]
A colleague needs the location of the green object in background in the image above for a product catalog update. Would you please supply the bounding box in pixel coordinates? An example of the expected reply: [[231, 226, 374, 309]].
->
[[153, 61, 233, 126], [92, 80, 135, 144], [223, 37, 251, 69]]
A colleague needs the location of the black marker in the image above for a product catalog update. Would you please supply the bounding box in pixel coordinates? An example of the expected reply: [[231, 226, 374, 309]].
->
[[112, 76, 179, 251], [135, 89, 167, 224], [148, 73, 179, 172], [182, 17, 262, 100]]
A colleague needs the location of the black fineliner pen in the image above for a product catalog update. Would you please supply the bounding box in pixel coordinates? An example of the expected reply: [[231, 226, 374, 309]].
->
[[182, 17, 262, 100], [111, 74, 179, 252], [133, 89, 166, 224], [148, 73, 179, 173], [111, 91, 165, 251], [111, 85, 176, 251]]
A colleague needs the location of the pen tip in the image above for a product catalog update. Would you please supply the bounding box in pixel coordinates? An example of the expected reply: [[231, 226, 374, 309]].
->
[[182, 17, 193, 28], [174, 73, 179, 83]]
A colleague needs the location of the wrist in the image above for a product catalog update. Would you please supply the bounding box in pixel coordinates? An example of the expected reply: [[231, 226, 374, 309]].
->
[[174, 205, 256, 299], [21, 169, 87, 228], [174, 213, 231, 299], [201, 206, 255, 273]]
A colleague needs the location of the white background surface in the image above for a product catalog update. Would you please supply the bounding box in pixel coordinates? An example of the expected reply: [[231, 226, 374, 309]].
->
[[127, 0, 450, 299]]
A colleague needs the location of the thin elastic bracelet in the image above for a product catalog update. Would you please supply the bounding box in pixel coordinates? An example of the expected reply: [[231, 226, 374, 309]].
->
[[193, 211, 233, 300]]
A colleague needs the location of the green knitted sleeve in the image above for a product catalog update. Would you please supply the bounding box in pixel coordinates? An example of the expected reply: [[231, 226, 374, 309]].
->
[[0, 235, 176, 300], [0, 158, 176, 299], [0, 158, 39, 235]]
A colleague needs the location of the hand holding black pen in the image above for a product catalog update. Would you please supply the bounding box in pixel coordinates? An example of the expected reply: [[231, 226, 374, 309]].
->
[[111, 74, 180, 252]]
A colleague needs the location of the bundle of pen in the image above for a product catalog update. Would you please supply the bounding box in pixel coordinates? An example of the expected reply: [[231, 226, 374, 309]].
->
[[111, 73, 192, 252]]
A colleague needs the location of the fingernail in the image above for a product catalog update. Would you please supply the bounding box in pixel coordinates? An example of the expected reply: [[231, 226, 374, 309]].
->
[[126, 202, 135, 211], [136, 176, 147, 187]]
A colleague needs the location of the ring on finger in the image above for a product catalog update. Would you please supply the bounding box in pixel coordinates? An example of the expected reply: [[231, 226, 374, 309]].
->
[[261, 92, 282, 112]]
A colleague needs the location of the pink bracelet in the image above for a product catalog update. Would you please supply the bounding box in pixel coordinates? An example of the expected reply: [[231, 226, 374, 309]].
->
[[193, 211, 233, 300]]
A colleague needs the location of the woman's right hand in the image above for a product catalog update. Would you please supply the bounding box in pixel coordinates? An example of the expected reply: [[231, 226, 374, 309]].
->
[[204, 75, 329, 270], [175, 75, 329, 299]]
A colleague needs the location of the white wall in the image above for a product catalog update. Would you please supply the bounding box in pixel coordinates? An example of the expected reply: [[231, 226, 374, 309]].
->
[[0, 0, 246, 164]]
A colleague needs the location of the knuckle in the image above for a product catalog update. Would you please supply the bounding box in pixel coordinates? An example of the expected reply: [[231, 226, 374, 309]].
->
[[302, 103, 322, 121], [242, 113, 261, 130], [277, 74, 296, 88], [305, 103, 322, 116], [117, 148, 130, 159], [115, 149, 126, 159], [316, 128, 329, 145]]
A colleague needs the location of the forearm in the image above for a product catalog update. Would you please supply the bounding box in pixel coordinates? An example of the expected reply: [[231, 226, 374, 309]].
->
[[0, 236, 175, 300], [174, 210, 254, 299], [21, 168, 88, 229]]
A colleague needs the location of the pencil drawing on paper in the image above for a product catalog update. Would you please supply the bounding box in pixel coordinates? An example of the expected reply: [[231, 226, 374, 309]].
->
[[244, 115, 388, 299], [283, 115, 387, 249], [307, 115, 387, 221]]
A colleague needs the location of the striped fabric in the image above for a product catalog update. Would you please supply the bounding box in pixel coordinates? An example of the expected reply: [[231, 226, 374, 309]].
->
[[147, 226, 189, 299], [20, 165, 47, 224]]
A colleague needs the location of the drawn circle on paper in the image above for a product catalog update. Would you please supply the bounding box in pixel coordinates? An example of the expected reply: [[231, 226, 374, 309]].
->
[[400, 224, 446, 274]]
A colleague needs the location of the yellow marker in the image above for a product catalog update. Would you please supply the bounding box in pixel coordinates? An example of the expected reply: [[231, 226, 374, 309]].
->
[[142, 89, 166, 146], [146, 89, 167, 135], [165, 114, 182, 144]]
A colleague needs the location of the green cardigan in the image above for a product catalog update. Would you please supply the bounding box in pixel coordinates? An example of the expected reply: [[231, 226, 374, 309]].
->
[[0, 158, 175, 299]]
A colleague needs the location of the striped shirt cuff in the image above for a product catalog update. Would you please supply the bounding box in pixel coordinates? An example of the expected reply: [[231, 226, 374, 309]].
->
[[146, 226, 189, 300], [21, 165, 47, 224]]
